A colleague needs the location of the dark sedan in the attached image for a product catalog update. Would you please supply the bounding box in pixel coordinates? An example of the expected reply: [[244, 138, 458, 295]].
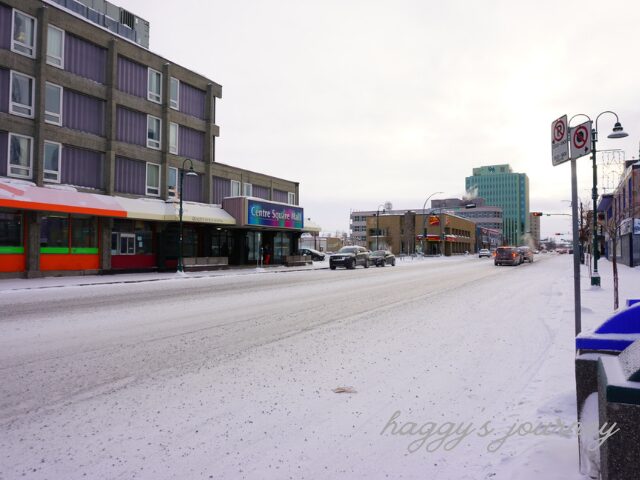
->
[[494, 246, 522, 266], [299, 248, 325, 261], [369, 250, 396, 267], [330, 246, 370, 270]]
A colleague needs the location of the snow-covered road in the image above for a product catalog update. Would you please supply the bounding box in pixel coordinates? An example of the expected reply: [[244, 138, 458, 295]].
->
[[0, 254, 628, 479]]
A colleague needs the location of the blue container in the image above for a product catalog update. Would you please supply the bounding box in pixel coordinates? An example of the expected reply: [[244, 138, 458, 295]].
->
[[576, 302, 640, 352]]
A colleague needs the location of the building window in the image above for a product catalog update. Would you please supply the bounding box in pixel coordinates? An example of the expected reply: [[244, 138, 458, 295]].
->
[[71, 216, 97, 249], [288, 192, 295, 205], [43, 141, 61, 183], [0, 212, 23, 252], [8, 133, 33, 179], [146, 115, 161, 149], [169, 122, 179, 154], [243, 182, 253, 197], [170, 77, 180, 110], [112, 232, 135, 255], [46, 25, 64, 68], [10, 71, 35, 118], [231, 180, 241, 197], [168, 167, 178, 198], [44, 82, 63, 125], [147, 68, 162, 103], [146, 163, 160, 196], [40, 215, 68, 249], [11, 9, 36, 58]]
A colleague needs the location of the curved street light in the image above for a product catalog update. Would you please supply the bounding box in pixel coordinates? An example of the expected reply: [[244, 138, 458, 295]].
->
[[421, 192, 443, 255], [375, 203, 386, 251], [177, 158, 198, 273], [569, 111, 628, 286]]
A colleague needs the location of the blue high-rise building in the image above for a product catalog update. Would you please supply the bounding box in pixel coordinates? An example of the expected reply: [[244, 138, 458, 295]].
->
[[465, 164, 530, 245]]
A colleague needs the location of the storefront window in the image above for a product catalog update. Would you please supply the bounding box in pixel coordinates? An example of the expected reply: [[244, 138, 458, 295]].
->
[[273, 232, 291, 264], [210, 230, 233, 257], [71, 216, 97, 249], [40, 215, 69, 250], [182, 226, 198, 258], [0, 211, 23, 252], [111, 220, 153, 255], [135, 229, 153, 254]]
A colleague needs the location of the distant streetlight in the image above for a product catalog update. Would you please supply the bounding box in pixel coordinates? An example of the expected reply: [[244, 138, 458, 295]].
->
[[421, 192, 443, 255], [569, 111, 628, 286], [375, 204, 385, 250], [177, 158, 198, 273]]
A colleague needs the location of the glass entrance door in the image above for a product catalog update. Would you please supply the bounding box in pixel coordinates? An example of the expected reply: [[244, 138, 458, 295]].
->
[[246, 231, 262, 264]]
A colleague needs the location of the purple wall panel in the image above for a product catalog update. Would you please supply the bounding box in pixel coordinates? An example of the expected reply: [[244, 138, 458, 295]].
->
[[0, 4, 10, 51], [178, 126, 204, 161], [61, 146, 104, 189], [117, 56, 146, 98], [212, 176, 230, 204], [63, 90, 105, 136], [180, 82, 206, 120], [0, 131, 7, 176], [253, 185, 270, 200], [114, 156, 145, 195], [273, 190, 289, 203], [116, 107, 146, 146], [183, 173, 203, 202], [65, 34, 106, 84], [0, 68, 8, 113]]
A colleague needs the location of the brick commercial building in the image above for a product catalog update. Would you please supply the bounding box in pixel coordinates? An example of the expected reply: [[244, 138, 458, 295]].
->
[[0, 0, 318, 277], [365, 210, 476, 256]]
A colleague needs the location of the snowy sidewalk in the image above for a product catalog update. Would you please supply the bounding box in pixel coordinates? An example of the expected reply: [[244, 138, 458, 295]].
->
[[0, 254, 446, 293], [0, 262, 330, 292]]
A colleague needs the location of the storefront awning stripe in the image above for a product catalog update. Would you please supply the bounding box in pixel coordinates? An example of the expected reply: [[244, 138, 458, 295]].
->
[[0, 198, 128, 217]]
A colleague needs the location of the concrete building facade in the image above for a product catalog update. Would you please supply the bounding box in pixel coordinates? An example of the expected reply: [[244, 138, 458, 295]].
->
[[0, 0, 316, 277], [602, 161, 640, 267]]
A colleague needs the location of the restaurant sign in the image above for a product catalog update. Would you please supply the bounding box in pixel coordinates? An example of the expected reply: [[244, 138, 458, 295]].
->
[[247, 199, 304, 229]]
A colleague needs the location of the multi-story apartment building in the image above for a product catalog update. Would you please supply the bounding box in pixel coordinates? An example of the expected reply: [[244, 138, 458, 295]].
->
[[0, 0, 316, 277], [465, 164, 529, 245]]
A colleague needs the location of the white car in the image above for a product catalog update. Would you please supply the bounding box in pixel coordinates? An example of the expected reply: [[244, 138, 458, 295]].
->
[[478, 249, 491, 258]]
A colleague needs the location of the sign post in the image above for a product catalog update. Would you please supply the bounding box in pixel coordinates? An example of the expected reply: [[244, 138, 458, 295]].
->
[[551, 114, 581, 336]]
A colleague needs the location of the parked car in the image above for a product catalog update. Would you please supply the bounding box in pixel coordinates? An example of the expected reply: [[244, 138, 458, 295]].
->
[[330, 246, 370, 270], [478, 248, 491, 258], [369, 250, 396, 267], [494, 246, 522, 266], [299, 248, 325, 261], [517, 246, 534, 263]]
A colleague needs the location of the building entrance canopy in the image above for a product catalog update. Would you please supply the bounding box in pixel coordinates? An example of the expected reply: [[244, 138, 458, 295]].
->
[[0, 179, 236, 224]]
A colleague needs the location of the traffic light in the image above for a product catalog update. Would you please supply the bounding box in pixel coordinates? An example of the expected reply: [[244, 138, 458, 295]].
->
[[532, 212, 543, 217]]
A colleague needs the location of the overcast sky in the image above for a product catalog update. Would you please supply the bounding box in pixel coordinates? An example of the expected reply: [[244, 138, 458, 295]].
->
[[121, 0, 639, 238]]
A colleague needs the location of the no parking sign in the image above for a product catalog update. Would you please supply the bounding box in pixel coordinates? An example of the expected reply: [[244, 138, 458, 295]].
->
[[570, 121, 592, 159], [551, 115, 570, 166]]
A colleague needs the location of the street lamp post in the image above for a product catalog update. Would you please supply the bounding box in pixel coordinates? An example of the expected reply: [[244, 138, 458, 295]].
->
[[421, 192, 443, 255], [375, 204, 385, 250], [569, 111, 628, 286], [177, 158, 198, 273]]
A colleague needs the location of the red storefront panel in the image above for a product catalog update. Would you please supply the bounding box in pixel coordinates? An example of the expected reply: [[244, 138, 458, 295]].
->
[[40, 254, 99, 271], [111, 254, 156, 269], [0, 254, 25, 272]]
